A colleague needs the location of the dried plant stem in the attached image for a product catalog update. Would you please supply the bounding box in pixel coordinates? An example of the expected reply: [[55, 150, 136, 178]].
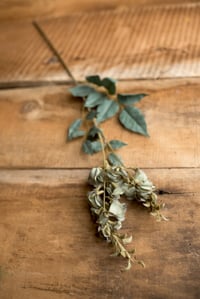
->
[[110, 232, 142, 270], [92, 118, 107, 168], [107, 141, 116, 155], [66, 74, 167, 270], [34, 24, 166, 270], [103, 181, 106, 211]]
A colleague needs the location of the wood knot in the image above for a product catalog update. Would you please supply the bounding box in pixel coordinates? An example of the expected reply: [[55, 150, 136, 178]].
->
[[21, 100, 43, 120], [21, 100, 41, 114]]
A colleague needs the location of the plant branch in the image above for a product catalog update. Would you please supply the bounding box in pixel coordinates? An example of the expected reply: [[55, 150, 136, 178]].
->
[[33, 21, 78, 85]]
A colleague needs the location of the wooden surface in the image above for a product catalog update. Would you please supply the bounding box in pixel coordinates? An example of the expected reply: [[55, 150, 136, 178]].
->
[[0, 3, 200, 299], [0, 84, 199, 169], [0, 0, 200, 21], [39, 4, 200, 80], [0, 21, 69, 87], [0, 169, 200, 299]]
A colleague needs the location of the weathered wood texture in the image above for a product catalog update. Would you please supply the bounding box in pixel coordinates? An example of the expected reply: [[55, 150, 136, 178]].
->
[[0, 83, 199, 169], [1, 4, 200, 87], [39, 3, 200, 81], [0, 3, 200, 298], [0, 22, 69, 87], [117, 78, 200, 93], [0, 0, 200, 21], [0, 169, 199, 299]]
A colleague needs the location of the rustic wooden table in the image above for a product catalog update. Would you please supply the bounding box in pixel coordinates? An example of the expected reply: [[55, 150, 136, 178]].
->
[[0, 3, 199, 299]]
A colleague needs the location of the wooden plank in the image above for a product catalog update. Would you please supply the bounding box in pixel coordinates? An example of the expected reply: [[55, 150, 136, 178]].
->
[[0, 21, 70, 86], [0, 0, 199, 21], [0, 83, 199, 169], [117, 77, 200, 93], [39, 3, 200, 81], [0, 168, 199, 193], [0, 168, 199, 299]]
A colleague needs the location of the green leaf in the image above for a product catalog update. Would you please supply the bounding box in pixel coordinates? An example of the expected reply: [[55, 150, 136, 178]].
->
[[108, 153, 123, 166], [119, 106, 149, 136], [69, 85, 94, 97], [109, 199, 127, 222], [101, 77, 116, 95], [67, 119, 85, 141], [82, 140, 102, 155], [84, 91, 106, 108], [117, 93, 147, 106], [109, 140, 127, 149], [86, 75, 116, 95], [86, 110, 96, 120], [86, 75, 102, 86], [88, 126, 102, 138], [97, 99, 119, 123]]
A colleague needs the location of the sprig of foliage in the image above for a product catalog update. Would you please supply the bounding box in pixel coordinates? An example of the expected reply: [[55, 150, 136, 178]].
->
[[69, 75, 148, 138], [67, 75, 167, 270]]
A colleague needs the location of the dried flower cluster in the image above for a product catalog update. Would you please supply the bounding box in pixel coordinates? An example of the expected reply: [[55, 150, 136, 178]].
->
[[88, 163, 166, 269]]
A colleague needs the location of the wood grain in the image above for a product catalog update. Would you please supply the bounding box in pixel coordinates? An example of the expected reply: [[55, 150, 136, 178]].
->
[[0, 21, 69, 86], [0, 7, 200, 298], [39, 3, 200, 81], [0, 168, 199, 299], [0, 83, 199, 169], [0, 0, 200, 21], [117, 77, 200, 94]]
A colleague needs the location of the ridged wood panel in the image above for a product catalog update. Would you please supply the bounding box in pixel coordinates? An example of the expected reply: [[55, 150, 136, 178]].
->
[[0, 21, 70, 86], [39, 4, 200, 80], [0, 0, 200, 21]]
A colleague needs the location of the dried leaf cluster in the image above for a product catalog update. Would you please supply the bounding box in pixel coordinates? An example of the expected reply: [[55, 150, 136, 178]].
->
[[67, 75, 167, 269]]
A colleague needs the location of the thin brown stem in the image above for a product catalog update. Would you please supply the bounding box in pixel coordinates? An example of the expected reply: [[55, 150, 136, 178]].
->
[[107, 141, 116, 155], [93, 118, 107, 168], [103, 181, 106, 211], [33, 21, 78, 86]]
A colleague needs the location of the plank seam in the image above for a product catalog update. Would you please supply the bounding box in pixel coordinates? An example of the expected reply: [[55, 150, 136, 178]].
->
[[0, 167, 199, 170]]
